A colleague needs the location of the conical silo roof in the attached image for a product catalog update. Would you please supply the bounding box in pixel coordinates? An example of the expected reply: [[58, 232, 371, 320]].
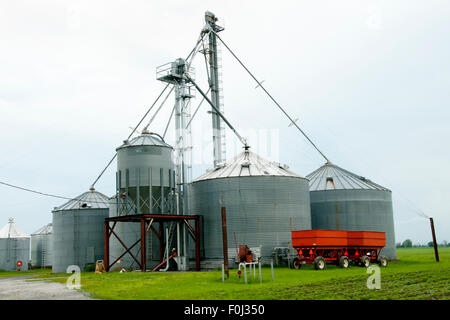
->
[[53, 188, 110, 211], [116, 130, 172, 151], [31, 223, 52, 236], [307, 162, 389, 191], [0, 218, 29, 238], [193, 150, 304, 182]]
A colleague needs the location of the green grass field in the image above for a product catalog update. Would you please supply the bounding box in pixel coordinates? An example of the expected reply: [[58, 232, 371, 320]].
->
[[1, 247, 449, 300]]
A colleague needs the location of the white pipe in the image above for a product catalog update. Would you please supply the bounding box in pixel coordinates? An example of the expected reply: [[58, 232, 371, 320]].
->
[[183, 220, 186, 258], [160, 227, 170, 272]]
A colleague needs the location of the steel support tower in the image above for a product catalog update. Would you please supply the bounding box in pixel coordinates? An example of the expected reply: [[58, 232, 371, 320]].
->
[[156, 58, 194, 215], [156, 59, 194, 270]]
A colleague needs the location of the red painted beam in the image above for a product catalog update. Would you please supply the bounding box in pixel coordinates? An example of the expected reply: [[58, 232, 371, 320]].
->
[[104, 221, 110, 272], [141, 219, 146, 272]]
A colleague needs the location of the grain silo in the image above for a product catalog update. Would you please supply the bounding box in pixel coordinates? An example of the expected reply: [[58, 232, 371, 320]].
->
[[307, 162, 397, 259], [30, 223, 53, 268], [0, 218, 30, 271], [188, 149, 312, 268], [52, 188, 109, 273], [109, 130, 176, 270]]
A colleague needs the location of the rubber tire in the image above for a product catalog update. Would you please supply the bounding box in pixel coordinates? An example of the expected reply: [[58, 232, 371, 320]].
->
[[314, 256, 326, 270], [361, 256, 370, 268], [292, 258, 302, 270], [378, 255, 388, 267], [339, 256, 350, 268]]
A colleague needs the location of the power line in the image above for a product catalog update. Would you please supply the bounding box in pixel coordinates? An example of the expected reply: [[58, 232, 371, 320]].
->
[[0, 181, 73, 200], [0, 180, 107, 205]]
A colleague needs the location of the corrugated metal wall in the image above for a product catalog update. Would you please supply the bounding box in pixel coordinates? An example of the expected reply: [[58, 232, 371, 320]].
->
[[52, 208, 108, 273], [0, 238, 30, 271], [310, 189, 397, 259], [31, 233, 53, 268], [188, 176, 312, 268]]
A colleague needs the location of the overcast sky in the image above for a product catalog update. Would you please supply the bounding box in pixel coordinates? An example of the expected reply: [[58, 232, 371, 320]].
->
[[0, 0, 449, 244]]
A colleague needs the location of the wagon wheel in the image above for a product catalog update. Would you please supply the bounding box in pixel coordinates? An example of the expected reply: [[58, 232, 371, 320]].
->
[[339, 256, 349, 268], [378, 255, 388, 267], [314, 256, 326, 270], [361, 256, 370, 267], [292, 258, 302, 270]]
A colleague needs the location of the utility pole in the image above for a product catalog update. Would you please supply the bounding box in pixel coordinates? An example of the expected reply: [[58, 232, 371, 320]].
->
[[429, 217, 439, 262]]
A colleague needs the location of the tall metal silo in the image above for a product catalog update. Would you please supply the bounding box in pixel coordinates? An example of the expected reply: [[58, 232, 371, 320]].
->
[[0, 218, 30, 271], [30, 223, 53, 268], [109, 130, 176, 270], [52, 188, 109, 273], [307, 162, 397, 259], [188, 149, 312, 268]]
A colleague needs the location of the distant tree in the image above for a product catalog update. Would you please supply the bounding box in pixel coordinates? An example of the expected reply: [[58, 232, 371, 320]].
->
[[402, 239, 413, 248], [441, 240, 448, 247], [427, 241, 434, 247], [396, 242, 402, 248]]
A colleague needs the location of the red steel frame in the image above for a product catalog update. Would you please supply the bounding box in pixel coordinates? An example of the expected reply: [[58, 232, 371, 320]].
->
[[293, 246, 382, 265], [104, 214, 201, 272]]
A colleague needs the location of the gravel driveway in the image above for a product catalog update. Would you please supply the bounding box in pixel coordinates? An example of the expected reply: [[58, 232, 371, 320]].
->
[[0, 275, 95, 300]]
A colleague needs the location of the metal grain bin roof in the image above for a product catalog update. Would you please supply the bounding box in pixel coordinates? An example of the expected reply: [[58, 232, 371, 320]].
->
[[116, 131, 172, 151], [307, 162, 390, 191], [53, 188, 110, 211], [194, 150, 304, 181], [31, 223, 52, 236], [0, 218, 29, 238]]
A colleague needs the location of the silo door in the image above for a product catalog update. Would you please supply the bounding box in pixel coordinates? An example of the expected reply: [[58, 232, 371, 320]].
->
[[87, 247, 95, 264]]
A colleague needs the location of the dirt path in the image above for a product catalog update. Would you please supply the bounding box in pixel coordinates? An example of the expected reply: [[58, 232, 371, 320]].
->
[[0, 275, 96, 300]]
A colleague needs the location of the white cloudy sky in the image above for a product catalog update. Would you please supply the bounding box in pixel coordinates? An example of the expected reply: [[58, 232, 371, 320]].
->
[[0, 0, 449, 244]]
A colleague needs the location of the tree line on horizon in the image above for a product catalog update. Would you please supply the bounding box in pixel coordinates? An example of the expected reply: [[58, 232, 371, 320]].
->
[[396, 239, 449, 248]]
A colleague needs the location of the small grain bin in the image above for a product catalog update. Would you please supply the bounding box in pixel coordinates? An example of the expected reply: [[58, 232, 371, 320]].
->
[[109, 130, 176, 270], [307, 162, 397, 259], [30, 223, 53, 268], [52, 188, 109, 273], [0, 218, 30, 271], [188, 149, 312, 268]]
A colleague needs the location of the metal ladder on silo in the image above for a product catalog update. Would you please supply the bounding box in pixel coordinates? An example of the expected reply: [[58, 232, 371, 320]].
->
[[11, 239, 18, 269], [41, 236, 46, 268], [216, 38, 227, 162]]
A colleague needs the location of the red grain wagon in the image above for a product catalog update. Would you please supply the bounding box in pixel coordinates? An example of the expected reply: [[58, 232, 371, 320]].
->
[[291, 230, 388, 270]]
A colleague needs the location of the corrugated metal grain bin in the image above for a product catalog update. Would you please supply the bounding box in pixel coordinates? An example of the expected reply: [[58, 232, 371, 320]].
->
[[0, 218, 30, 271], [30, 223, 53, 268], [109, 130, 175, 270], [307, 162, 397, 259], [188, 149, 312, 269], [52, 188, 109, 273]]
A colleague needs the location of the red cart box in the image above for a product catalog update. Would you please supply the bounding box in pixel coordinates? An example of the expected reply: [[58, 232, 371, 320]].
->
[[291, 230, 348, 247], [347, 231, 386, 247]]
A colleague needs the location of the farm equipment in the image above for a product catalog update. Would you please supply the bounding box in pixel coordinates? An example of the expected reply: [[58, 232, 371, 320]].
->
[[238, 245, 254, 263], [291, 230, 388, 270]]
